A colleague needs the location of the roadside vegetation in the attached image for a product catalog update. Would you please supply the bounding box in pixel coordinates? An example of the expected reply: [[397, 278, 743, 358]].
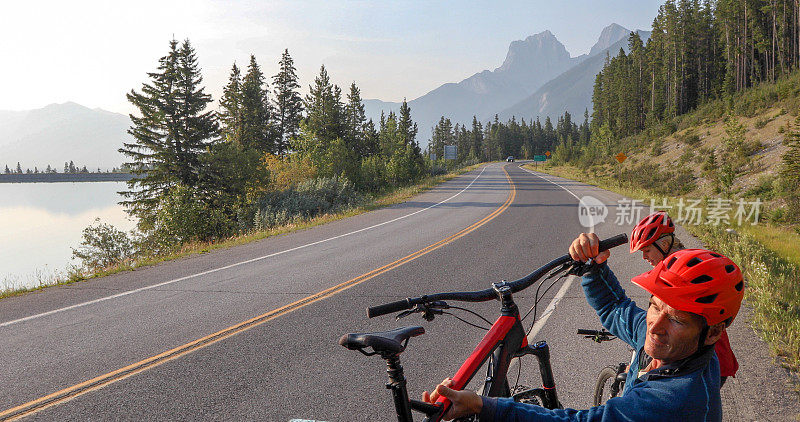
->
[[528, 0, 800, 384], [1, 38, 501, 300]]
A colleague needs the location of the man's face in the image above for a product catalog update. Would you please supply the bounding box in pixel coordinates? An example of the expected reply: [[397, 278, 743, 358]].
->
[[641, 244, 664, 267], [644, 296, 705, 363]]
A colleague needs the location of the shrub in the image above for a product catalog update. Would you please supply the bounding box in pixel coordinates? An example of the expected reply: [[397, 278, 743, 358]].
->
[[252, 175, 364, 230], [146, 185, 236, 251], [683, 133, 701, 146], [650, 139, 664, 156], [72, 219, 134, 270], [679, 149, 695, 164], [429, 160, 448, 176], [358, 155, 388, 192], [743, 174, 779, 200], [263, 153, 317, 191]]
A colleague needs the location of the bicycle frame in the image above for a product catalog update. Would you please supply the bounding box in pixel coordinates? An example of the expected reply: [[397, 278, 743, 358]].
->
[[412, 284, 560, 422]]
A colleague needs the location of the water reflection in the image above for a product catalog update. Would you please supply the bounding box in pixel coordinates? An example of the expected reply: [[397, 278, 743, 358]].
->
[[0, 182, 135, 290]]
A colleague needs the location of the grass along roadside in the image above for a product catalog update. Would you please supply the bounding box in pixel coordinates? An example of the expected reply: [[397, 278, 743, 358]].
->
[[0, 163, 486, 301], [533, 163, 800, 385]]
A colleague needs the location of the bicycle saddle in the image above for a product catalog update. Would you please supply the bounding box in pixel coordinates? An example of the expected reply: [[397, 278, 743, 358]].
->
[[339, 326, 425, 354]]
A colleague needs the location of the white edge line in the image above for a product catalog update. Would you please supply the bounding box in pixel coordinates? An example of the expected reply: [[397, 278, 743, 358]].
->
[[517, 164, 592, 343], [1, 166, 493, 328]]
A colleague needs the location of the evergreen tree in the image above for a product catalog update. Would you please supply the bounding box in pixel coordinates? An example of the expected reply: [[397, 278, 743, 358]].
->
[[272, 49, 304, 155], [470, 116, 484, 159], [303, 65, 345, 145], [4, 165, 9, 174], [119, 38, 218, 223], [16, 162, 22, 173], [397, 99, 419, 148], [218, 63, 243, 146], [780, 116, 800, 221], [345, 82, 368, 157], [240, 55, 275, 153], [429, 116, 454, 159]]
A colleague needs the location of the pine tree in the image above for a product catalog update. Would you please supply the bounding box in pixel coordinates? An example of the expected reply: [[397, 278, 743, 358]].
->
[[240, 55, 275, 153], [3, 165, 9, 174], [272, 49, 304, 155], [119, 38, 218, 223], [397, 99, 419, 148], [16, 162, 22, 173], [302, 65, 346, 149], [344, 82, 370, 158], [780, 116, 800, 211], [429, 116, 453, 159], [218, 63, 243, 145], [471, 116, 484, 160]]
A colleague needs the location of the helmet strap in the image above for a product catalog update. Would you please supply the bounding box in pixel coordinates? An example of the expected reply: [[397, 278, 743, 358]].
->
[[696, 324, 710, 353], [653, 234, 675, 259]]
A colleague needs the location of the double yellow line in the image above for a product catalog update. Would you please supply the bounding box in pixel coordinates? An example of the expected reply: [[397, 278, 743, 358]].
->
[[0, 165, 516, 421]]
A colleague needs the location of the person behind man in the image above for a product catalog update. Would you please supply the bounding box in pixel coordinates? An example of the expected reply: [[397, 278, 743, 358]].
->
[[630, 211, 738, 384], [422, 233, 744, 421]]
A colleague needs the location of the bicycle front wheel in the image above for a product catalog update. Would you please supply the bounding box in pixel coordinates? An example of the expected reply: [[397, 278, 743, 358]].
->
[[593, 366, 619, 406]]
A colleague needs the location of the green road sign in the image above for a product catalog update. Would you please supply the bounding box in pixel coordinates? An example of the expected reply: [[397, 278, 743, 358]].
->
[[533, 155, 547, 162]]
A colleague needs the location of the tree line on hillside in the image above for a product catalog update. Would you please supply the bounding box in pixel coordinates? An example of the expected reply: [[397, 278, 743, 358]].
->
[[593, 0, 800, 140], [427, 111, 590, 164], [73, 38, 432, 268], [552, 0, 800, 229]]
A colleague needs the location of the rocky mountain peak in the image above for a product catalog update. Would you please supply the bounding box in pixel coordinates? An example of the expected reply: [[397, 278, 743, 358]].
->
[[496, 30, 571, 74], [589, 23, 631, 56]]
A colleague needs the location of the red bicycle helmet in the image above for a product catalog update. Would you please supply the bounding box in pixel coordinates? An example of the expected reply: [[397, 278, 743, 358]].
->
[[631, 249, 744, 326], [630, 211, 675, 253]]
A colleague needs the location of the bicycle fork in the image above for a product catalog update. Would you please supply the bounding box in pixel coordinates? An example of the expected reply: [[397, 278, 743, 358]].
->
[[513, 340, 561, 409]]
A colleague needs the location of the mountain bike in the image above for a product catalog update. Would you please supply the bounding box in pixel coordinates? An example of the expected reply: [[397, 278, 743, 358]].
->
[[339, 234, 628, 422], [577, 329, 630, 406]]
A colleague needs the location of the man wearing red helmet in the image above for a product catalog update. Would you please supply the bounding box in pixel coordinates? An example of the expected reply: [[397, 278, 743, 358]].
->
[[423, 234, 744, 421], [631, 211, 738, 385]]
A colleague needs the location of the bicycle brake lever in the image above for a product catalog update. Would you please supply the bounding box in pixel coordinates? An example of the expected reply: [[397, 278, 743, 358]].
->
[[395, 301, 450, 321], [395, 310, 415, 320], [567, 258, 594, 277], [421, 301, 449, 321]]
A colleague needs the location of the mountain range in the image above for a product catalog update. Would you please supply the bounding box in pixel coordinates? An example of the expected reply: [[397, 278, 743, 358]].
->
[[0, 102, 129, 171], [364, 23, 649, 140], [1, 23, 648, 168]]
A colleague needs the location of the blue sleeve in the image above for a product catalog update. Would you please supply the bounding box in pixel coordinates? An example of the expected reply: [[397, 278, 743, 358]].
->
[[580, 263, 646, 349], [481, 380, 707, 422]]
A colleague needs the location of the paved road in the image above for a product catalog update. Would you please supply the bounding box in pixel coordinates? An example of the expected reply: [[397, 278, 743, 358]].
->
[[0, 163, 796, 421]]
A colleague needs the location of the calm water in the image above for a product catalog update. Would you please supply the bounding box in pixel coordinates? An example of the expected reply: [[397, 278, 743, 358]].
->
[[0, 182, 136, 291]]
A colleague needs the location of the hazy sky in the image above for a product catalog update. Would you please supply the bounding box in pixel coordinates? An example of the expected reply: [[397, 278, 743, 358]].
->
[[2, 0, 664, 115]]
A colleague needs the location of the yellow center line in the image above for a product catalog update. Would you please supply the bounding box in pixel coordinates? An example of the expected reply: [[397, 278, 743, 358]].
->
[[0, 165, 516, 421]]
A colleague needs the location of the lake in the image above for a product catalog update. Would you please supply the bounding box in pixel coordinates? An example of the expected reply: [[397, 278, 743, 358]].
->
[[0, 182, 136, 291]]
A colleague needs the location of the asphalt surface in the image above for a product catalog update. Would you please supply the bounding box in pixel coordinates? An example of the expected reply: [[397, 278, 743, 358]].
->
[[0, 163, 797, 421]]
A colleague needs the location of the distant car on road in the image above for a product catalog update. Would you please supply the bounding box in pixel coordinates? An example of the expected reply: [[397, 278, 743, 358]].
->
[[506, 156, 515, 162]]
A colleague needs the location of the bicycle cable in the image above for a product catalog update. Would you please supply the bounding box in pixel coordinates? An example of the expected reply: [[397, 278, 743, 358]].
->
[[524, 272, 569, 337], [446, 305, 493, 326], [442, 310, 491, 331], [520, 264, 570, 326]]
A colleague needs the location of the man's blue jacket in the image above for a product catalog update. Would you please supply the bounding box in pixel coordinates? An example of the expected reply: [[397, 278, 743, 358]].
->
[[479, 262, 722, 421]]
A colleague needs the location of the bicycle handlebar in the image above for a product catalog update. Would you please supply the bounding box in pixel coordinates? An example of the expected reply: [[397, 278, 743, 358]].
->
[[367, 233, 628, 318]]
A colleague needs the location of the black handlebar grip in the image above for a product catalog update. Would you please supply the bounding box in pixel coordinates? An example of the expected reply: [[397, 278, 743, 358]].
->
[[577, 329, 598, 335], [598, 233, 628, 252], [367, 298, 413, 318]]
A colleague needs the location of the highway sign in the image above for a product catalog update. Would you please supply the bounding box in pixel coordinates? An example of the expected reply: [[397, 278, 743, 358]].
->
[[444, 145, 457, 160]]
